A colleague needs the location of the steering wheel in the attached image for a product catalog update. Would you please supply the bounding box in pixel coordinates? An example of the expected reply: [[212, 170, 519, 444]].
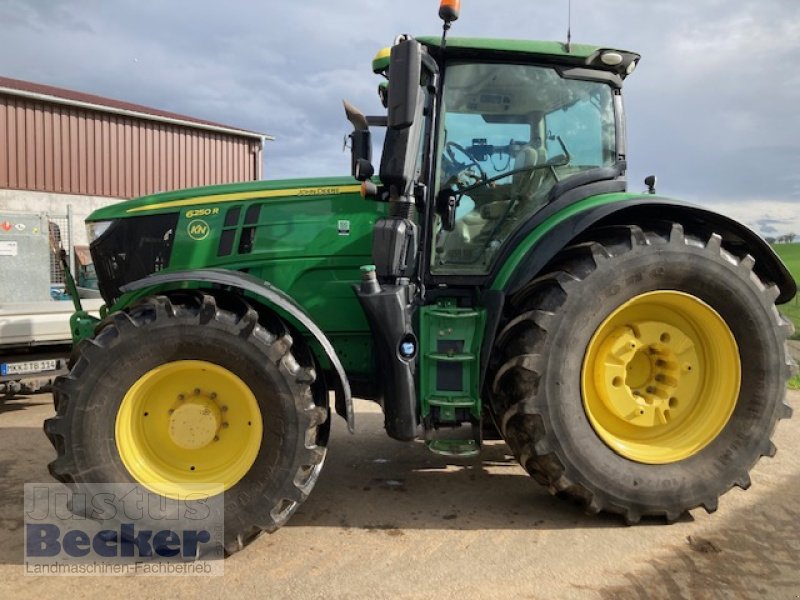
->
[[444, 141, 487, 189]]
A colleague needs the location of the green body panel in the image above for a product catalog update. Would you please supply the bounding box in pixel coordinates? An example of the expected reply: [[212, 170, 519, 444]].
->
[[94, 177, 386, 376], [419, 300, 486, 422], [491, 192, 638, 291]]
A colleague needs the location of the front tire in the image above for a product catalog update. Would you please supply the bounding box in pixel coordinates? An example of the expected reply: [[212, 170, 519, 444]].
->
[[489, 223, 794, 522], [45, 293, 328, 554]]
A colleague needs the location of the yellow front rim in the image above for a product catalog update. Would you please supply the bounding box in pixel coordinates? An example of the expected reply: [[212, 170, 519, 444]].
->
[[581, 291, 740, 464], [115, 360, 263, 498]]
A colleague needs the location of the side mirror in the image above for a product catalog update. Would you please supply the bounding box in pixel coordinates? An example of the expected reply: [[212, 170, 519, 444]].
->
[[353, 157, 374, 181], [343, 100, 374, 182], [349, 130, 373, 181], [387, 40, 422, 130]]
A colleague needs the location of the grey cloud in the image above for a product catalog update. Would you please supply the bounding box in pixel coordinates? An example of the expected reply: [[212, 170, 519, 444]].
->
[[1, 0, 799, 202], [0, 0, 94, 33], [755, 219, 790, 234]]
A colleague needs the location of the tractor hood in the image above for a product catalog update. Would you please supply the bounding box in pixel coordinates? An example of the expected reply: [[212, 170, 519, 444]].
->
[[87, 176, 362, 222]]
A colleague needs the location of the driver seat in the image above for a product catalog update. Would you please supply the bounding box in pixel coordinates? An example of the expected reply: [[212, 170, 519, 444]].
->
[[511, 143, 547, 206]]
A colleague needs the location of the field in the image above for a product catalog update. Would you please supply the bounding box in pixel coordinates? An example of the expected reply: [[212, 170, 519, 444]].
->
[[771, 243, 800, 388], [771, 243, 800, 339]]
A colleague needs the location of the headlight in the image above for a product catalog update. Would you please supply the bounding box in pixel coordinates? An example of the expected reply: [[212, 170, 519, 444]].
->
[[86, 220, 114, 243]]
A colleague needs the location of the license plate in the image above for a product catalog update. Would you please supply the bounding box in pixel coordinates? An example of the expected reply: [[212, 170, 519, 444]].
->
[[1, 359, 58, 376]]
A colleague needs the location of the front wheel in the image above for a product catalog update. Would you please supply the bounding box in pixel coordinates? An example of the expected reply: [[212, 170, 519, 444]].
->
[[489, 223, 794, 522], [45, 293, 328, 554]]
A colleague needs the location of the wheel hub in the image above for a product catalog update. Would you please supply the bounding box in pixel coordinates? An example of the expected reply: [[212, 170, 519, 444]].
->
[[594, 321, 699, 429], [168, 394, 223, 450]]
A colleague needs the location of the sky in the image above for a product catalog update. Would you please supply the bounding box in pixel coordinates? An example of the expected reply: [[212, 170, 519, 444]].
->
[[1, 0, 798, 237]]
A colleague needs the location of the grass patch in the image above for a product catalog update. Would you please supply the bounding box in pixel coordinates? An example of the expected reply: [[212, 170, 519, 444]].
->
[[787, 374, 800, 390], [771, 242, 800, 276], [779, 302, 800, 339], [771, 243, 800, 338]]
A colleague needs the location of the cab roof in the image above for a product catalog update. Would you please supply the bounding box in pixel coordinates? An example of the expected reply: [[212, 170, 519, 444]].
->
[[417, 36, 607, 59], [372, 36, 640, 81]]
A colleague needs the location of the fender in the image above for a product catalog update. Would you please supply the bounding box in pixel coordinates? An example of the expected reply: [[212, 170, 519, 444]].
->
[[118, 268, 354, 433], [494, 195, 796, 304]]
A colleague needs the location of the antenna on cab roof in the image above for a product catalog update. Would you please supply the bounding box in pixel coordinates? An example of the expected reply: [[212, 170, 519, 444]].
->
[[566, 0, 572, 52]]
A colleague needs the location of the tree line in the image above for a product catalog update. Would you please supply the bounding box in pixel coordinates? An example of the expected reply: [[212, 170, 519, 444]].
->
[[766, 233, 796, 244]]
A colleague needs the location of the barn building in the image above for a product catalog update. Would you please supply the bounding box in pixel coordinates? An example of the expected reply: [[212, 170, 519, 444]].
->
[[0, 75, 270, 250]]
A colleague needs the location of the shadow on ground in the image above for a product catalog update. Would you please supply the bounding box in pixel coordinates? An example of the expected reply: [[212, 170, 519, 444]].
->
[[0, 395, 51, 416], [0, 423, 54, 565], [289, 411, 658, 533], [590, 478, 800, 599], [0, 414, 625, 566]]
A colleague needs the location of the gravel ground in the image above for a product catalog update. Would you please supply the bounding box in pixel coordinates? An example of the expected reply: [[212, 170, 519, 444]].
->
[[1, 391, 798, 599]]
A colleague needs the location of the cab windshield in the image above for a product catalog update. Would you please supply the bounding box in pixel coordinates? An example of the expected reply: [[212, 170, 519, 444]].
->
[[432, 62, 617, 274]]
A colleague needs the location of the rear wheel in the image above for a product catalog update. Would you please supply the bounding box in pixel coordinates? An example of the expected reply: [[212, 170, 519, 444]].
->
[[489, 223, 794, 522], [45, 292, 328, 554]]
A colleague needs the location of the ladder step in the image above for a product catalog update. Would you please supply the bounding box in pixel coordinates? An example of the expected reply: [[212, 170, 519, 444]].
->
[[426, 439, 480, 457], [427, 396, 476, 408], [426, 310, 480, 319], [425, 352, 476, 362]]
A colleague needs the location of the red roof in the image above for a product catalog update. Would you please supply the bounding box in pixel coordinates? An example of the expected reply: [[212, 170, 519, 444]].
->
[[0, 75, 266, 139]]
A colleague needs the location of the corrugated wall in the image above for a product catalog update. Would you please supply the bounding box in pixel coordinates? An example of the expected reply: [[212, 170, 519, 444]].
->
[[0, 94, 260, 199]]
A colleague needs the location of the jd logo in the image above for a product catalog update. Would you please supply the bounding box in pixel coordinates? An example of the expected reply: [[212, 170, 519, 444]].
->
[[187, 220, 210, 241]]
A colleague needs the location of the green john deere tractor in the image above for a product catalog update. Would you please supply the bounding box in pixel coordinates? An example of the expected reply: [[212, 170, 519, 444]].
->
[[45, 3, 795, 554]]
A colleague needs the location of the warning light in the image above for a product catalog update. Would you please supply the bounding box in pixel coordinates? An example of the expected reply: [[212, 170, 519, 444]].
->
[[439, 0, 460, 23]]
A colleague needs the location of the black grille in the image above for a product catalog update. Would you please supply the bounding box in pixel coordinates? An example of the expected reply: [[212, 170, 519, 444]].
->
[[90, 214, 179, 304]]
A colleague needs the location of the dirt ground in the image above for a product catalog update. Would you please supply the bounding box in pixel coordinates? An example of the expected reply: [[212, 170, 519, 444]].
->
[[1, 391, 798, 599]]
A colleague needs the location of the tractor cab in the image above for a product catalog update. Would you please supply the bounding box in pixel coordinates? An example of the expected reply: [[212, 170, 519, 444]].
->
[[429, 56, 622, 273], [351, 34, 638, 278], [346, 11, 640, 451]]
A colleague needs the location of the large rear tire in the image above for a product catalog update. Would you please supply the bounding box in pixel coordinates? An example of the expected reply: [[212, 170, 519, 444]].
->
[[45, 292, 328, 554], [489, 223, 794, 522]]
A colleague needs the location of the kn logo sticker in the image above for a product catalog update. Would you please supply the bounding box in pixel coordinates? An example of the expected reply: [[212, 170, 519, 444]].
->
[[187, 220, 210, 241]]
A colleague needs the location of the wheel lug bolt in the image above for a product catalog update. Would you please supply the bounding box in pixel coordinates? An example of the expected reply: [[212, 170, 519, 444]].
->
[[177, 394, 185, 401], [194, 388, 201, 395], [213, 436, 219, 442], [168, 409, 174, 415], [210, 392, 217, 400], [221, 405, 228, 412], [222, 422, 229, 429]]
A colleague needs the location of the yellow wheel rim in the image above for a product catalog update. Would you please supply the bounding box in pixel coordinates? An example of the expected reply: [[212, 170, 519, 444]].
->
[[581, 291, 740, 464], [115, 360, 263, 498]]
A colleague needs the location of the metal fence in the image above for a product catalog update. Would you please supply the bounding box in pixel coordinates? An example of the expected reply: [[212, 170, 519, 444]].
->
[[46, 206, 73, 286]]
